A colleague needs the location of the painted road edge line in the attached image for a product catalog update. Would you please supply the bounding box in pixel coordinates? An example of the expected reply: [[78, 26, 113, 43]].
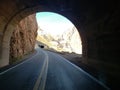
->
[[0, 50, 38, 75], [40, 52, 48, 90], [33, 51, 48, 90], [51, 51, 110, 90]]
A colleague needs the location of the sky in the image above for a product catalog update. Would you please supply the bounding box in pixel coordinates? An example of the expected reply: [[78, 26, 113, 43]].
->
[[36, 12, 74, 35]]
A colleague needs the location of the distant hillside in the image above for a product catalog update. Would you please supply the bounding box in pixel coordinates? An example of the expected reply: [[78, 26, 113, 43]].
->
[[36, 26, 82, 54]]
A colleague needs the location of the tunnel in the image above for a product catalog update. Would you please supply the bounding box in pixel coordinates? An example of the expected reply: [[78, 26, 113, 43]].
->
[[0, 0, 120, 89]]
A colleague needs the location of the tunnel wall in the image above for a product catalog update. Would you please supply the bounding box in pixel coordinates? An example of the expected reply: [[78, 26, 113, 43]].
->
[[0, 0, 119, 68], [0, 0, 119, 66], [0, 1, 120, 89]]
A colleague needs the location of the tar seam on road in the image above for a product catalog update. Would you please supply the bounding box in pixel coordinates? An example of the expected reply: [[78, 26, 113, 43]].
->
[[33, 51, 48, 90]]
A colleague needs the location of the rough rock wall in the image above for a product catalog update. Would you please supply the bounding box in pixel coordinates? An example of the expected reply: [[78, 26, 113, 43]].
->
[[10, 14, 38, 63], [61, 27, 82, 54]]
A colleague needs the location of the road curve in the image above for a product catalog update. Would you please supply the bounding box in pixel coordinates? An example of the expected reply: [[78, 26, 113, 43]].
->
[[45, 50, 110, 90], [0, 46, 110, 90], [0, 47, 47, 90]]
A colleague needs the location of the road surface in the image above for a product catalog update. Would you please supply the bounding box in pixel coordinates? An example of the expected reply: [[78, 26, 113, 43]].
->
[[0, 47, 110, 90]]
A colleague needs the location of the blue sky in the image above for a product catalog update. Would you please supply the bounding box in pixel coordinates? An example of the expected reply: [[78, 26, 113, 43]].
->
[[36, 12, 74, 35]]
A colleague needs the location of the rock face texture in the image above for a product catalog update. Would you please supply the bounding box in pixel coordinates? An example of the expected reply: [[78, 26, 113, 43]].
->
[[37, 26, 82, 54], [61, 27, 82, 54], [10, 14, 38, 63]]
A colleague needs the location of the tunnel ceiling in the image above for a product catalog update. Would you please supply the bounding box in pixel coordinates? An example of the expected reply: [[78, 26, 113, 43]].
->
[[0, 0, 120, 66]]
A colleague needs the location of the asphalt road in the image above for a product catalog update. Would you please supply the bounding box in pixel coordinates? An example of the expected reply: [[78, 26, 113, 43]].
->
[[0, 47, 110, 90]]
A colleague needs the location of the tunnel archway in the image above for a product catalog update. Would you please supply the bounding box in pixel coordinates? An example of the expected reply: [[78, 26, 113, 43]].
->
[[0, 5, 86, 67], [0, 1, 120, 89]]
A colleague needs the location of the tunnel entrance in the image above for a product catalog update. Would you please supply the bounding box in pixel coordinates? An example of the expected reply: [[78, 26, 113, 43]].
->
[[36, 12, 82, 55], [9, 12, 82, 64], [0, 1, 119, 89]]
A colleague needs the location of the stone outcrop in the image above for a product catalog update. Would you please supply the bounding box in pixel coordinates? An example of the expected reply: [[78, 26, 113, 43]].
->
[[61, 27, 82, 54], [10, 14, 38, 63]]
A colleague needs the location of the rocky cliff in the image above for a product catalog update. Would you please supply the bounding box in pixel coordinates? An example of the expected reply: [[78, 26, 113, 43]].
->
[[37, 26, 82, 54], [61, 27, 82, 54], [10, 14, 38, 64]]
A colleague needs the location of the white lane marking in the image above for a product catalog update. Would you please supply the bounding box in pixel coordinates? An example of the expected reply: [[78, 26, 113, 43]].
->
[[41, 51, 48, 90], [33, 50, 48, 90], [63, 59, 110, 89], [0, 51, 38, 75], [48, 52, 110, 90]]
